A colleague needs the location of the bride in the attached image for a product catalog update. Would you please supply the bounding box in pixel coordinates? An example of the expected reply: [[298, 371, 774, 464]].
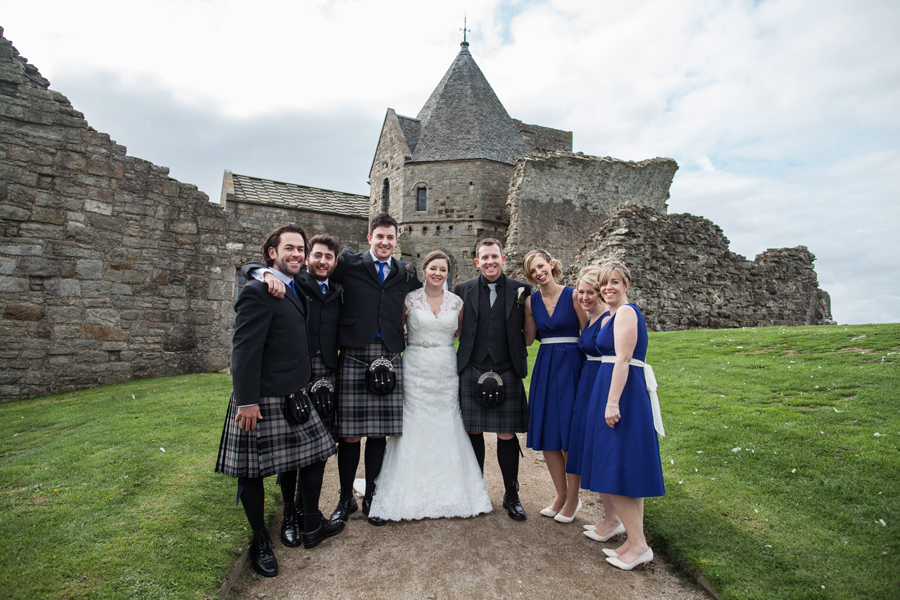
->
[[368, 250, 493, 521]]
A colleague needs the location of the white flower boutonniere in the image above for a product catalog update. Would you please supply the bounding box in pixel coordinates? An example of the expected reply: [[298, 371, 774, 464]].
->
[[516, 287, 526, 307]]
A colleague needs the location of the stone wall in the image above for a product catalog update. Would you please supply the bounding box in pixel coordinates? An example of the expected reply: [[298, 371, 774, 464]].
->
[[391, 156, 514, 283], [368, 109, 410, 217], [0, 28, 251, 400], [221, 171, 367, 255], [513, 120, 573, 154], [567, 205, 834, 330], [504, 152, 677, 281]]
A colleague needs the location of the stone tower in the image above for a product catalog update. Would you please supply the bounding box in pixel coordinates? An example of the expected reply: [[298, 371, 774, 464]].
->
[[368, 41, 571, 283]]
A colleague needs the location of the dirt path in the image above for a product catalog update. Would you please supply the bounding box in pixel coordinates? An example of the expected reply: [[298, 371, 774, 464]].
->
[[226, 436, 713, 600]]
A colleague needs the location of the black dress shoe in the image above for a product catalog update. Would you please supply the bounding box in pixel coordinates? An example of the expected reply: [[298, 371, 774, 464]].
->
[[302, 515, 346, 549], [503, 483, 527, 521], [330, 492, 358, 523], [280, 502, 301, 547], [361, 492, 387, 525], [250, 529, 278, 577]]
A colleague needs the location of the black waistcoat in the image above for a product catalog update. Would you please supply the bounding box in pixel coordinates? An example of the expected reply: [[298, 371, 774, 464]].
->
[[472, 277, 511, 364]]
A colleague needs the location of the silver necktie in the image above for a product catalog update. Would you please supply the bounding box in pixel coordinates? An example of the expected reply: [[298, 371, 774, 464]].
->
[[488, 283, 497, 307]]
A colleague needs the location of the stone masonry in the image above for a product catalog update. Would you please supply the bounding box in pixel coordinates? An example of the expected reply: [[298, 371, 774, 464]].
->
[[504, 152, 677, 281], [567, 205, 834, 330], [0, 29, 364, 401]]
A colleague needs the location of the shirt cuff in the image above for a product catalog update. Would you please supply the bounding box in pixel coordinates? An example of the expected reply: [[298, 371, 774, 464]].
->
[[249, 267, 276, 282]]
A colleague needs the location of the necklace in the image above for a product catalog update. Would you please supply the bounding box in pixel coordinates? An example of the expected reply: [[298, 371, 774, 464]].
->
[[542, 284, 563, 315]]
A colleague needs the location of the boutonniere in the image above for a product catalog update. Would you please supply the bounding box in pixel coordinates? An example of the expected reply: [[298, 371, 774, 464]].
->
[[335, 284, 344, 303], [516, 287, 526, 306], [405, 262, 414, 281]]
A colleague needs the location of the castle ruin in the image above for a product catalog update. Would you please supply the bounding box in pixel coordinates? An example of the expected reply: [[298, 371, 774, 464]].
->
[[0, 29, 832, 401]]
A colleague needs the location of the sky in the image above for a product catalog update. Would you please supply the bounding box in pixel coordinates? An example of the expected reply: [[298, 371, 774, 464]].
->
[[1, 0, 898, 324]]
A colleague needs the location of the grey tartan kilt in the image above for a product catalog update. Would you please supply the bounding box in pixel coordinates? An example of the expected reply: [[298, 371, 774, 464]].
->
[[459, 360, 529, 433], [310, 354, 337, 439], [215, 392, 337, 479], [335, 340, 404, 438]]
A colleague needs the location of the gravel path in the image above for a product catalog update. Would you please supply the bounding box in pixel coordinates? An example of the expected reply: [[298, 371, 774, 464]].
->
[[226, 436, 713, 600]]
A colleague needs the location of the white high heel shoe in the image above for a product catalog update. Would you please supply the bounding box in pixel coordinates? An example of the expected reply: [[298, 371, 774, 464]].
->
[[583, 522, 625, 542], [539, 506, 560, 517], [606, 548, 653, 571], [602, 548, 619, 558], [583, 524, 596, 531], [554, 499, 582, 523]]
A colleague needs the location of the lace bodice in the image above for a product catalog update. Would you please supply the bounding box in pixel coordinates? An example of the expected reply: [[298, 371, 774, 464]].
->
[[405, 288, 462, 348]]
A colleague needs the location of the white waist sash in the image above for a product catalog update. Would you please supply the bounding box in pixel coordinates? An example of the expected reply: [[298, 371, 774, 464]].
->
[[586, 356, 603, 361], [600, 356, 665, 437], [540, 337, 579, 344]]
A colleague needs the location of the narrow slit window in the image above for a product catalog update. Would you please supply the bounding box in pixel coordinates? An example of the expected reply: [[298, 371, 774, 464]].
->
[[416, 187, 427, 211]]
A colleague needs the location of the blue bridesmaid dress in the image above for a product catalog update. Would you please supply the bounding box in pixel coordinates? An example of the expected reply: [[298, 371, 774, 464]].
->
[[526, 286, 584, 451], [565, 314, 607, 476], [581, 304, 664, 497]]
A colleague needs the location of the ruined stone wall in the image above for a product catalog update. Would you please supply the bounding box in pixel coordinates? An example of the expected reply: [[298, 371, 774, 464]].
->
[[567, 205, 834, 330], [505, 153, 677, 281], [513, 120, 573, 153], [0, 29, 251, 400]]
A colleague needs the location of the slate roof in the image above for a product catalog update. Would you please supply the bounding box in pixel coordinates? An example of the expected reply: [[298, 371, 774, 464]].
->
[[407, 42, 531, 165], [230, 173, 368, 218]]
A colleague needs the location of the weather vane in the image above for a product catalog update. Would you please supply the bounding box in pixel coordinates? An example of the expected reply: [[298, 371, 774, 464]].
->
[[460, 13, 471, 44]]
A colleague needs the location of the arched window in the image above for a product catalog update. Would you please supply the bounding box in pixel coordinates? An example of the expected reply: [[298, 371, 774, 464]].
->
[[381, 178, 390, 212], [416, 187, 427, 211]]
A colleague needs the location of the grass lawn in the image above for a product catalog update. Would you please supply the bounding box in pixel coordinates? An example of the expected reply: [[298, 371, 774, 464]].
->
[[0, 373, 286, 600], [1, 324, 897, 599], [644, 323, 899, 599]]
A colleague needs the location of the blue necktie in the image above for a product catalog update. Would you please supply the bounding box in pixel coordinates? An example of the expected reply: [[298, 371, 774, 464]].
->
[[320, 283, 327, 295], [288, 280, 297, 296], [377, 261, 386, 283]]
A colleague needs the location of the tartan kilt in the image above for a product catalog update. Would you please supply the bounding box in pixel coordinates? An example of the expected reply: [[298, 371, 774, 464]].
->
[[310, 354, 338, 439], [335, 340, 404, 438], [215, 392, 337, 479], [459, 360, 529, 433]]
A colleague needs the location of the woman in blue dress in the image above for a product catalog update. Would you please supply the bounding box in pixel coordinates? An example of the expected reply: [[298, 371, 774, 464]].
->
[[581, 261, 664, 570], [523, 249, 587, 523], [562, 267, 622, 543]]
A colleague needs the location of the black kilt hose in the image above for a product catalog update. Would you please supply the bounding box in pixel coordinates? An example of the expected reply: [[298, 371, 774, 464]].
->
[[310, 354, 338, 439], [459, 360, 529, 433], [215, 393, 337, 479], [335, 340, 403, 438]]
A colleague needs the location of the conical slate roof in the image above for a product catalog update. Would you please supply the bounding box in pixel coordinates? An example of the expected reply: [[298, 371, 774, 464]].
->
[[409, 42, 531, 164]]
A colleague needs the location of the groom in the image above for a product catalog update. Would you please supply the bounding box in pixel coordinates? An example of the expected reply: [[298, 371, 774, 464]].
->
[[454, 238, 532, 520]]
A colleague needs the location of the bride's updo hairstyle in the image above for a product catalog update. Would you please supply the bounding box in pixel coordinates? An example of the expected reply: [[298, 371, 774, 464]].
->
[[422, 250, 451, 270], [597, 260, 632, 287], [522, 249, 563, 285]]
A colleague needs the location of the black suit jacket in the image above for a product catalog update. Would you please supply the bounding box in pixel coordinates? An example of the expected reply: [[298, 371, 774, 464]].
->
[[297, 270, 341, 370], [454, 274, 532, 379], [330, 249, 422, 353], [231, 278, 312, 405]]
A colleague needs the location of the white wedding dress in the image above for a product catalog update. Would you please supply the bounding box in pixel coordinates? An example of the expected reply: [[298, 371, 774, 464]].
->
[[369, 288, 493, 521]]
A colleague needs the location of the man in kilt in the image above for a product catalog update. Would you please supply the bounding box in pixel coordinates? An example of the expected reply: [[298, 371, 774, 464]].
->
[[454, 238, 532, 520], [216, 224, 342, 578], [241, 233, 344, 530], [328, 213, 421, 525], [247, 213, 421, 527]]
